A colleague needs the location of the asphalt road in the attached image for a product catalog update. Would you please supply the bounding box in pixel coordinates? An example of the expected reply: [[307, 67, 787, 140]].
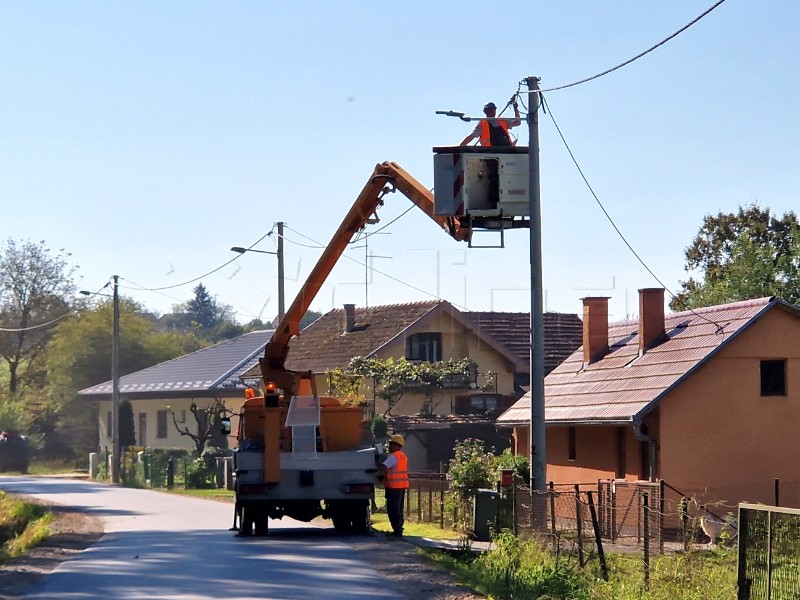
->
[[0, 476, 405, 600]]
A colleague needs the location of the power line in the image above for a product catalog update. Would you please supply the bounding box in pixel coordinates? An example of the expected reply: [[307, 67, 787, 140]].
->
[[283, 221, 470, 312], [0, 310, 76, 332], [538, 0, 728, 93], [118, 228, 275, 293], [542, 96, 724, 331], [0, 282, 113, 333]]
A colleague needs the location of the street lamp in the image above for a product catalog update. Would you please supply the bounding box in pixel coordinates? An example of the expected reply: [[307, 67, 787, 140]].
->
[[80, 275, 120, 484], [231, 222, 285, 322]]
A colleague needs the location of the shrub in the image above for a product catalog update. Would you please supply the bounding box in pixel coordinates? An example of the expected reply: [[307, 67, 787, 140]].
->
[[370, 415, 388, 440], [473, 532, 590, 599], [497, 448, 530, 485], [184, 458, 214, 489], [448, 439, 498, 500]]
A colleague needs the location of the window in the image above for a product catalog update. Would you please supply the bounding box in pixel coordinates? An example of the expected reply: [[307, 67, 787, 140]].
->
[[106, 411, 112, 438], [454, 394, 506, 415], [138, 413, 147, 447], [568, 427, 576, 461], [157, 410, 168, 439], [761, 359, 787, 396], [616, 427, 626, 479], [405, 332, 442, 362]]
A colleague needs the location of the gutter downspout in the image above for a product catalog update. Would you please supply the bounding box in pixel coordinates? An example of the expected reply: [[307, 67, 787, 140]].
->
[[633, 417, 658, 482]]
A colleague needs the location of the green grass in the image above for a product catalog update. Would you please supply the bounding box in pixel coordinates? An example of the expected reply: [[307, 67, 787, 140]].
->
[[0, 491, 54, 563], [370, 511, 462, 540], [27, 459, 87, 476], [426, 531, 738, 600], [158, 487, 234, 501], [590, 547, 737, 600]]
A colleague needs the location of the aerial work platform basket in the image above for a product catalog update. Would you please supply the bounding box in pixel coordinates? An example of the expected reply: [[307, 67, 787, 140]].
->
[[433, 146, 531, 246]]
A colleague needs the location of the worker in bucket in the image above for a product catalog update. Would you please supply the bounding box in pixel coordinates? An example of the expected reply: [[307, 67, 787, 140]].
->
[[378, 434, 409, 538], [459, 99, 521, 147]]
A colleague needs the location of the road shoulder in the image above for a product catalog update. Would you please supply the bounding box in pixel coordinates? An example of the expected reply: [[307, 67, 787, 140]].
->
[[0, 503, 103, 600]]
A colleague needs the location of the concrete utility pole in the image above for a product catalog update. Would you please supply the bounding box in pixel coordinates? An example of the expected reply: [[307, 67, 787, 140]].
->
[[230, 221, 286, 324], [277, 221, 285, 322], [111, 274, 121, 484], [526, 76, 547, 516]]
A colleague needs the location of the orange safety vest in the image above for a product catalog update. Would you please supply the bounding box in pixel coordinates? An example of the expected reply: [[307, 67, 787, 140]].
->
[[384, 450, 409, 489], [479, 119, 511, 147]]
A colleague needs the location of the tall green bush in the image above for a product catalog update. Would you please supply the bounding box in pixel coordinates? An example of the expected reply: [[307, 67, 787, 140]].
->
[[448, 439, 499, 500], [119, 400, 136, 447]]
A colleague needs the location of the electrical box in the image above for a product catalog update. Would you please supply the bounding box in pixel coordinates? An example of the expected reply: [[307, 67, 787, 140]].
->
[[433, 146, 529, 218], [473, 488, 500, 541]]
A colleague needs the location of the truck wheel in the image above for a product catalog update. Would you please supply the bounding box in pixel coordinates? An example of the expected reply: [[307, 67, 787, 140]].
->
[[350, 500, 370, 534], [239, 505, 254, 537], [332, 512, 352, 533], [254, 514, 270, 536], [332, 500, 369, 534]]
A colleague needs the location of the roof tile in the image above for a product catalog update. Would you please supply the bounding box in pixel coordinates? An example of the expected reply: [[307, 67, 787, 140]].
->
[[498, 297, 784, 425]]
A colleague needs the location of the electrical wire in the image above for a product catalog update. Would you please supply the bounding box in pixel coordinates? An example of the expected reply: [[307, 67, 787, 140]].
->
[[0, 310, 76, 332], [278, 226, 325, 249], [542, 95, 724, 331], [283, 222, 470, 311], [538, 0, 728, 93], [117, 228, 275, 293], [118, 278, 187, 305], [0, 282, 113, 333]]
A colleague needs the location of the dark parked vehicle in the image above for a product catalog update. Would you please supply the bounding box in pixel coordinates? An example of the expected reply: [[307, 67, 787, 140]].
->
[[0, 431, 30, 473]]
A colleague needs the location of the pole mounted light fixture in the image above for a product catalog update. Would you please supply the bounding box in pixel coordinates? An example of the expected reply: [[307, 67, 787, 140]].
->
[[231, 222, 285, 322], [80, 275, 121, 484]]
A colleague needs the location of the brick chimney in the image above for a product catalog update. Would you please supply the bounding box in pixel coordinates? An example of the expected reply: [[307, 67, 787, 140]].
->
[[638, 288, 666, 353], [582, 297, 610, 364], [343, 303, 356, 333]]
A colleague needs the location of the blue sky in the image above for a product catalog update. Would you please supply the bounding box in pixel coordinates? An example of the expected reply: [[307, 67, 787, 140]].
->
[[4, 1, 799, 324]]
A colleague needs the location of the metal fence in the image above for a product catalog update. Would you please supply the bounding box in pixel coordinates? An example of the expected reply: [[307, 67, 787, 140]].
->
[[737, 503, 800, 600], [96, 448, 222, 490]]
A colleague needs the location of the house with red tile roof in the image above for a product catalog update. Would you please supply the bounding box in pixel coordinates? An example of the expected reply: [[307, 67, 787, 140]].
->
[[246, 300, 582, 470], [271, 300, 582, 418], [497, 289, 800, 507], [80, 301, 583, 467]]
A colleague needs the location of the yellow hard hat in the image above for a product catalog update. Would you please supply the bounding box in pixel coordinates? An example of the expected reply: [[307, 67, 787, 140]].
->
[[390, 434, 405, 446]]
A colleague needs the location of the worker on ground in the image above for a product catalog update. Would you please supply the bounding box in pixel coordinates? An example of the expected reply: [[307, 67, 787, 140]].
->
[[459, 99, 521, 147], [378, 433, 409, 538]]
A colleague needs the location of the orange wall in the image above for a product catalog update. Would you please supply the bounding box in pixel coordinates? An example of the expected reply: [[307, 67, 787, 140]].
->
[[546, 425, 644, 485], [659, 309, 800, 507]]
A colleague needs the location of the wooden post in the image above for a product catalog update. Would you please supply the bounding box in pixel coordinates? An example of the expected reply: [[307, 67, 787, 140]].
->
[[680, 496, 689, 551], [575, 484, 585, 567], [587, 491, 608, 581], [737, 507, 750, 600], [659, 480, 665, 554], [440, 475, 445, 529], [643, 493, 650, 591]]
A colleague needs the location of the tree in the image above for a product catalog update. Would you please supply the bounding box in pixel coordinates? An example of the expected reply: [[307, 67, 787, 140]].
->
[[186, 283, 222, 329], [168, 284, 242, 342], [671, 204, 800, 310], [170, 399, 229, 457], [47, 297, 204, 395], [300, 310, 323, 330], [118, 399, 136, 448], [44, 297, 203, 459], [0, 239, 77, 394]]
